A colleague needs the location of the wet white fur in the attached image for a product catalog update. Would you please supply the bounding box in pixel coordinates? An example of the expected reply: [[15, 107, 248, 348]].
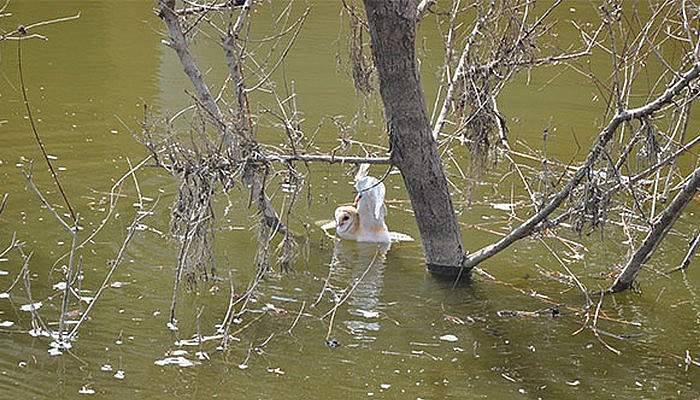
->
[[334, 176, 390, 242]]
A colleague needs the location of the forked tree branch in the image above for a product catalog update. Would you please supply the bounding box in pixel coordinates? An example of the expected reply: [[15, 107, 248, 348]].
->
[[610, 166, 700, 292], [460, 63, 700, 271], [158, 0, 288, 235]]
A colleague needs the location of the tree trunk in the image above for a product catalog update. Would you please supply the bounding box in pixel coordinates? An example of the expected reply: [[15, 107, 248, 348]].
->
[[610, 166, 700, 292], [362, 0, 465, 271]]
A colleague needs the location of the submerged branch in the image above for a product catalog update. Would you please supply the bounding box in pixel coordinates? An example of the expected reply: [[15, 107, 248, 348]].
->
[[610, 167, 700, 292], [671, 232, 700, 273]]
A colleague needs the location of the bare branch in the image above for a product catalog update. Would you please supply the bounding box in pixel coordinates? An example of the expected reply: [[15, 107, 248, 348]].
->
[[17, 39, 77, 222], [671, 232, 700, 272], [0, 12, 80, 41], [0, 193, 7, 216], [267, 153, 391, 165], [460, 63, 700, 272], [610, 166, 700, 292], [416, 0, 436, 21]]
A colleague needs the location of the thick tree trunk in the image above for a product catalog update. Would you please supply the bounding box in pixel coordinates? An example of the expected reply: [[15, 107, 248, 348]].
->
[[362, 0, 465, 271], [610, 167, 700, 292]]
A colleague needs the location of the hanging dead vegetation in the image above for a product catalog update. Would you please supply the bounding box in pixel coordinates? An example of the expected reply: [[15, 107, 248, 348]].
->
[[339, 0, 375, 96], [151, 0, 395, 328], [432, 0, 597, 167]]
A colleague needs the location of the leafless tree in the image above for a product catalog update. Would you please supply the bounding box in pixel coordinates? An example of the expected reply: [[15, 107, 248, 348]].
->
[[148, 0, 699, 305]]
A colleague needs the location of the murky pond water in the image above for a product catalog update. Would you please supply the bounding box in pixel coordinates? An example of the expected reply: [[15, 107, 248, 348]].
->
[[1, 1, 699, 399]]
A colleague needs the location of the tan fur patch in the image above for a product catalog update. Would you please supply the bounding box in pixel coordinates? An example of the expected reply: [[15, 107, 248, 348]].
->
[[368, 224, 386, 233]]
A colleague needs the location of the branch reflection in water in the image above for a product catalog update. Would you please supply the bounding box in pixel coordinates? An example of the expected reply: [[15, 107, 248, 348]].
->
[[327, 240, 390, 344]]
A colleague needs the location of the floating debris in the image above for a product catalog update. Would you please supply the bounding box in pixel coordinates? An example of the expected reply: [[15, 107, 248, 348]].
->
[[491, 203, 515, 211], [100, 364, 113, 372], [113, 370, 125, 380], [439, 334, 459, 342], [48, 347, 63, 357], [262, 303, 285, 314], [53, 282, 67, 291], [355, 309, 379, 319], [270, 295, 298, 303], [28, 328, 51, 338], [175, 334, 226, 346], [20, 302, 42, 312], [154, 356, 195, 368], [0, 321, 14, 328], [326, 338, 341, 348], [0, 293, 8, 299], [496, 307, 560, 318], [78, 386, 95, 395], [267, 367, 285, 375], [444, 315, 466, 325], [410, 341, 439, 347]]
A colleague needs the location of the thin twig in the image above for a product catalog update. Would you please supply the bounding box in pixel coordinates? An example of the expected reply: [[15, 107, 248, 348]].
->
[[17, 39, 77, 222]]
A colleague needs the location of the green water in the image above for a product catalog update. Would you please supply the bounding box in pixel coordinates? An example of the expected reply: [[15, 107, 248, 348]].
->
[[0, 1, 699, 399]]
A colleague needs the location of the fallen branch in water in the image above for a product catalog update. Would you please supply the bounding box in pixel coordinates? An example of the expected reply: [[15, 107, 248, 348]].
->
[[460, 64, 700, 272], [610, 167, 700, 292], [671, 232, 700, 273], [0, 193, 7, 216]]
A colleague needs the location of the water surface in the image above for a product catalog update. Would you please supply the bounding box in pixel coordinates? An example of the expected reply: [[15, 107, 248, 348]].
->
[[0, 1, 699, 399]]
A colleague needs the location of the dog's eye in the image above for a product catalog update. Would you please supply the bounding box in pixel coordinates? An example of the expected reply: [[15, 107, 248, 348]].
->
[[342, 216, 349, 221]]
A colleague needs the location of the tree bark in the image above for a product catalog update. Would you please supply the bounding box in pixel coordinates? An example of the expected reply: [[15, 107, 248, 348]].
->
[[610, 167, 700, 292], [362, 0, 465, 270]]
